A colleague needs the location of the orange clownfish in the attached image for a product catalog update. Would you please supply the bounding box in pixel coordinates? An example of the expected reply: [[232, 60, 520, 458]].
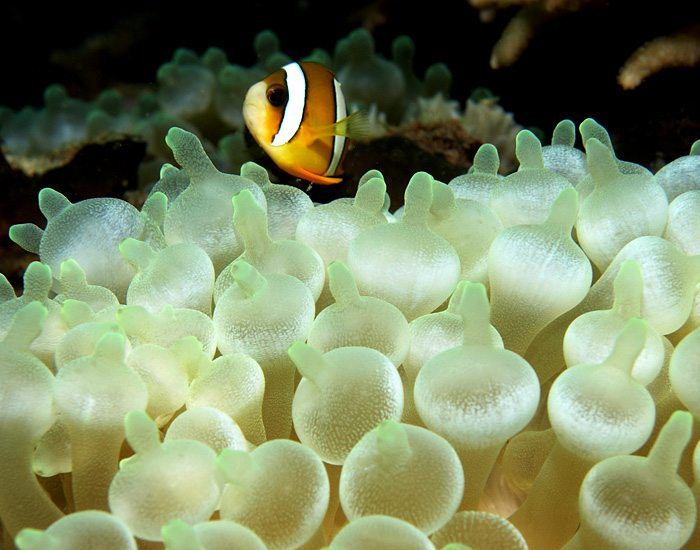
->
[[243, 61, 367, 185]]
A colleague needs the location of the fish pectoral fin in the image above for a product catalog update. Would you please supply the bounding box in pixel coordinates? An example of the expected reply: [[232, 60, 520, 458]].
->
[[314, 110, 370, 141]]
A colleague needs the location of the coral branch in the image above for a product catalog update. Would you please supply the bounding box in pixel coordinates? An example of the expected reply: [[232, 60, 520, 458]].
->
[[618, 24, 700, 89]]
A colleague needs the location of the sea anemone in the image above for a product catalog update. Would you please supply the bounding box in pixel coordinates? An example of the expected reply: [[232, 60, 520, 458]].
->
[[1, 121, 699, 550]]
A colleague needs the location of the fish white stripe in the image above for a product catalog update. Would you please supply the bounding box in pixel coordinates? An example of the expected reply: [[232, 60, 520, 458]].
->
[[272, 62, 306, 146], [324, 78, 347, 177]]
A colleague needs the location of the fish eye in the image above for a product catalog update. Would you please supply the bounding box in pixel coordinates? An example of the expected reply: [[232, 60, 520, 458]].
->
[[266, 86, 288, 108]]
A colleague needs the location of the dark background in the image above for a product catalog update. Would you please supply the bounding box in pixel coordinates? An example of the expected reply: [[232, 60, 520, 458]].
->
[[2, 0, 700, 164]]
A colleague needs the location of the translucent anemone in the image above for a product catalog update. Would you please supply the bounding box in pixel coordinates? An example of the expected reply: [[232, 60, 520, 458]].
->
[[2, 122, 700, 550]]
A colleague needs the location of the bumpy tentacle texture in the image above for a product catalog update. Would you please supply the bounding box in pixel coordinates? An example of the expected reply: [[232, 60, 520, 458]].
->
[[414, 282, 539, 510], [2, 122, 700, 549], [347, 171, 461, 321], [54, 332, 149, 512], [0, 302, 63, 538], [488, 186, 591, 355], [561, 410, 696, 550], [108, 411, 222, 542], [510, 318, 656, 548], [15, 510, 136, 550], [339, 419, 464, 535]]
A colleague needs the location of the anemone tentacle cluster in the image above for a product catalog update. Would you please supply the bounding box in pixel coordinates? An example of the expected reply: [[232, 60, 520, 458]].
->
[[2, 120, 700, 550], [0, 30, 445, 176], [0, 28, 525, 183]]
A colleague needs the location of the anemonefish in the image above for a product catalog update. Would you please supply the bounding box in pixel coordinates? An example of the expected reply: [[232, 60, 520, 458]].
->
[[243, 61, 367, 185]]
